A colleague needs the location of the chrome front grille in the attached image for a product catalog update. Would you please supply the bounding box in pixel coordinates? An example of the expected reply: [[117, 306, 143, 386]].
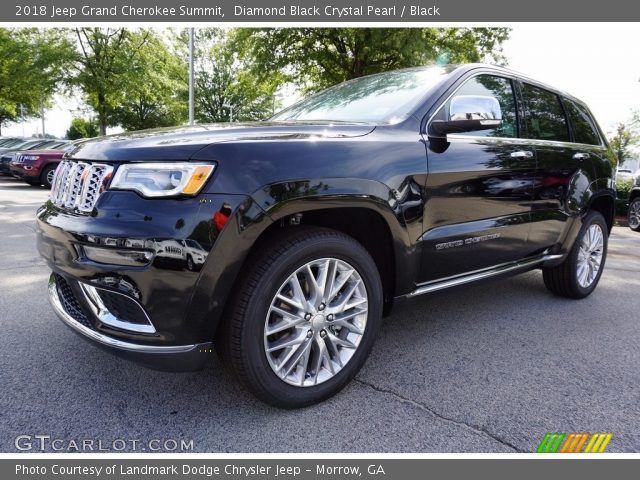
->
[[50, 160, 113, 213]]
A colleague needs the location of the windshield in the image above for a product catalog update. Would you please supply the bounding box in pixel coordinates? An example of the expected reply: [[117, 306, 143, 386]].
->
[[272, 66, 453, 124]]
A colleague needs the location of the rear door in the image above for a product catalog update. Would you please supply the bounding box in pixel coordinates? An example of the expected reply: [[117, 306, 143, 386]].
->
[[563, 98, 609, 183], [419, 73, 536, 283], [520, 82, 580, 252]]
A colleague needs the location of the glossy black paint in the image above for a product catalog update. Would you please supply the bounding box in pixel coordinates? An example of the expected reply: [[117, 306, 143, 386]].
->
[[36, 64, 614, 370]]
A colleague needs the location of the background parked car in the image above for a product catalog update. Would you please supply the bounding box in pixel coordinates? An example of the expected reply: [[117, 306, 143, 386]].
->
[[9, 141, 73, 188], [0, 138, 54, 156], [628, 173, 640, 231], [616, 168, 635, 180], [0, 139, 64, 175], [0, 137, 25, 148]]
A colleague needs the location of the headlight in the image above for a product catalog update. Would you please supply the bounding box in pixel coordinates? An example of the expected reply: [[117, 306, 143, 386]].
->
[[110, 162, 215, 198]]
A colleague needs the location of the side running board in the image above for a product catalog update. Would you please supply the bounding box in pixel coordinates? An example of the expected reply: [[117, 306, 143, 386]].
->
[[406, 253, 564, 298]]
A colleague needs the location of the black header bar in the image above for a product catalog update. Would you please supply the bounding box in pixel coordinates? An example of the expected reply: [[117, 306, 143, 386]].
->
[[4, 0, 640, 22]]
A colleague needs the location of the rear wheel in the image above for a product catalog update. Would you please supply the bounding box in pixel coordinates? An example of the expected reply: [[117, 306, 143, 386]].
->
[[218, 226, 383, 408], [41, 164, 57, 189], [628, 197, 640, 232], [543, 211, 608, 299]]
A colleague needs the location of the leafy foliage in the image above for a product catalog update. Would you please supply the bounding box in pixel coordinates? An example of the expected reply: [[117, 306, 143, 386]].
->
[[231, 28, 510, 92], [111, 32, 188, 131], [186, 29, 277, 123], [606, 120, 640, 169], [73, 28, 152, 134], [65, 117, 99, 140], [0, 28, 74, 134]]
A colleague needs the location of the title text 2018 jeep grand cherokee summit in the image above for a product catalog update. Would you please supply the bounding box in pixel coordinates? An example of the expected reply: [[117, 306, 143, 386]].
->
[[37, 64, 614, 408]]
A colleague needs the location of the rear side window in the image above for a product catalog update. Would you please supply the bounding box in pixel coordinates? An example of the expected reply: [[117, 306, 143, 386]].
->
[[521, 84, 569, 142], [448, 75, 518, 138], [565, 100, 601, 145]]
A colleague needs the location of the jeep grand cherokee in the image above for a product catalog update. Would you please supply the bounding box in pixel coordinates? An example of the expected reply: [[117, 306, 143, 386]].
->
[[37, 64, 614, 408]]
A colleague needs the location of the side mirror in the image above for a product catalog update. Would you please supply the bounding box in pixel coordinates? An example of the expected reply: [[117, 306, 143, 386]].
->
[[431, 95, 502, 136]]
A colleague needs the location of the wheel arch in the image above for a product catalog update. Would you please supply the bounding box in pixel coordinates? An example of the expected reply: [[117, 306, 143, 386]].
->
[[247, 181, 420, 312], [587, 191, 615, 233]]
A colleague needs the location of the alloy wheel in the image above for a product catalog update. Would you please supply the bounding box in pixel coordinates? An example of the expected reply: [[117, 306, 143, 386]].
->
[[46, 169, 56, 188], [576, 223, 604, 288], [264, 257, 368, 387], [629, 199, 640, 230]]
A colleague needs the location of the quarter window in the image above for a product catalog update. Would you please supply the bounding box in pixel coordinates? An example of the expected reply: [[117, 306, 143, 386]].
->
[[565, 100, 601, 145], [521, 84, 569, 142], [447, 75, 518, 138]]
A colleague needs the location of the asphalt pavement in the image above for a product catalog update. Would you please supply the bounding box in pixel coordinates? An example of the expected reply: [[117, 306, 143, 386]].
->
[[1, 175, 638, 453]]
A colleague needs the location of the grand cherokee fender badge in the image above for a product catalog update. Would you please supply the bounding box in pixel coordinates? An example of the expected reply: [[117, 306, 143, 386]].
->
[[436, 233, 501, 250]]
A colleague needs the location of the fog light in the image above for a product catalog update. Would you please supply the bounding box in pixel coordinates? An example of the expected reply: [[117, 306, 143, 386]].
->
[[83, 245, 154, 266]]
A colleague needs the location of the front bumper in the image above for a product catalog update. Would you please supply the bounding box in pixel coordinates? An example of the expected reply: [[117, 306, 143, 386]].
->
[[10, 162, 40, 179], [48, 273, 211, 371], [37, 190, 269, 371]]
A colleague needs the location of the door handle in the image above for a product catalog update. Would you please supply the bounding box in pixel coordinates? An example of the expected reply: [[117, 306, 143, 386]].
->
[[573, 152, 590, 160], [510, 150, 533, 159]]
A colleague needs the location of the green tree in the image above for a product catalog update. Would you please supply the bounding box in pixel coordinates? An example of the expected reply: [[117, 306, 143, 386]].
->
[[231, 28, 510, 92], [73, 28, 153, 135], [606, 121, 640, 169], [195, 45, 275, 123], [0, 28, 74, 134], [177, 29, 276, 123], [112, 32, 187, 131], [65, 117, 99, 140]]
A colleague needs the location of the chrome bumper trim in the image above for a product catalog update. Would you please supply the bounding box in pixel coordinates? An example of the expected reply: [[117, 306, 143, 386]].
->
[[48, 274, 197, 354]]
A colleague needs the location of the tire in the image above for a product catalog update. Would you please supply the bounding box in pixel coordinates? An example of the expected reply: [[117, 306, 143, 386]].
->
[[628, 197, 640, 232], [186, 255, 194, 271], [543, 211, 608, 299], [41, 164, 57, 189], [218, 226, 383, 408]]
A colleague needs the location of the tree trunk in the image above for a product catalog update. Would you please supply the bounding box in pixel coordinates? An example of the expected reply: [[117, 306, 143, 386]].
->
[[98, 92, 107, 135]]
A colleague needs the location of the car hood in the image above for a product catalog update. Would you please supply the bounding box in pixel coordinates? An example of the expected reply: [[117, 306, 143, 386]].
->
[[67, 122, 376, 162]]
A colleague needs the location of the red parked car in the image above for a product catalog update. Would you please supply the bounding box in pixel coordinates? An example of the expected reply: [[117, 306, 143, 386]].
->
[[9, 142, 75, 188]]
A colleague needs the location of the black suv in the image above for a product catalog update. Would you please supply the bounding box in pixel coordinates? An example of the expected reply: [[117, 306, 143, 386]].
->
[[37, 64, 614, 408]]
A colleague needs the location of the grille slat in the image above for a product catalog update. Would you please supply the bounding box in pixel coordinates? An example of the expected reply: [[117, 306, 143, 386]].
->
[[50, 160, 113, 214]]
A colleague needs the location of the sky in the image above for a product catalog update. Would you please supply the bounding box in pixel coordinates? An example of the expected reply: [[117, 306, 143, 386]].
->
[[4, 24, 640, 145]]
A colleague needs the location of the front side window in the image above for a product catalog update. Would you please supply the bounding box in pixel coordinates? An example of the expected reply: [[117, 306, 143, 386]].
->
[[565, 100, 601, 145], [521, 84, 569, 142], [447, 75, 518, 138]]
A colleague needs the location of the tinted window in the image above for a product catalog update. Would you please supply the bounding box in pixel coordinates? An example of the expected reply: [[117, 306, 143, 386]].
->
[[522, 84, 569, 142], [565, 100, 601, 145], [448, 75, 518, 138]]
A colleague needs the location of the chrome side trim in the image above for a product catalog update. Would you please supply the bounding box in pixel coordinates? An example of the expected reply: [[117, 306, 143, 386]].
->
[[48, 275, 196, 354], [406, 253, 564, 298], [78, 283, 156, 334]]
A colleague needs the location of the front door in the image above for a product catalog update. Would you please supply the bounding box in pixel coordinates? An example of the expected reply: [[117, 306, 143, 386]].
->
[[419, 73, 535, 283]]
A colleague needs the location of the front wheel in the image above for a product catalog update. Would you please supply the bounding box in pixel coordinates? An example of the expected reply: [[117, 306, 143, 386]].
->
[[628, 197, 640, 232], [41, 164, 57, 189], [543, 211, 608, 299], [218, 227, 383, 408]]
